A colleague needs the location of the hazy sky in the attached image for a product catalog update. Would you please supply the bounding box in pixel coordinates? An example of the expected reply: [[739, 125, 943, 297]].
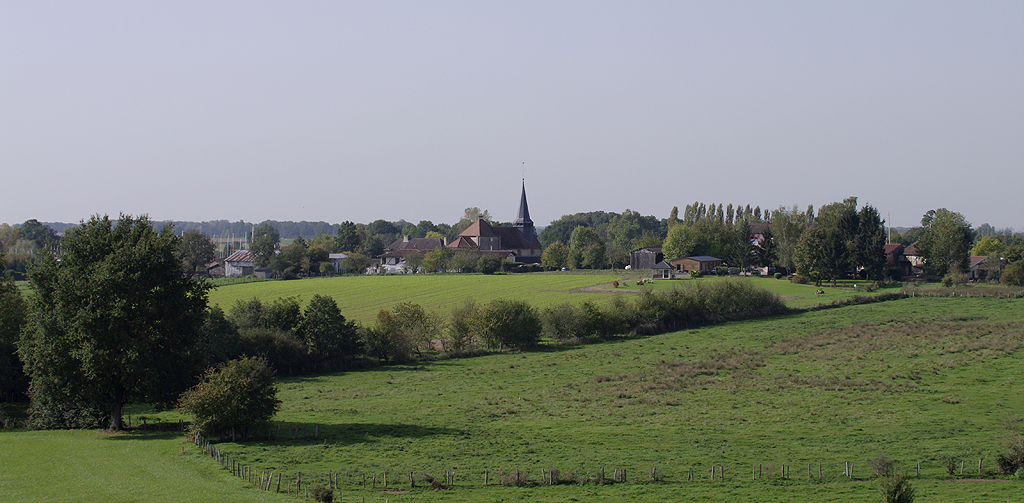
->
[[3, 1, 1022, 230]]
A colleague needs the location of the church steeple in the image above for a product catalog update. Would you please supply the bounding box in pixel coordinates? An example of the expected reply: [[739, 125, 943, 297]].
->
[[513, 179, 535, 241]]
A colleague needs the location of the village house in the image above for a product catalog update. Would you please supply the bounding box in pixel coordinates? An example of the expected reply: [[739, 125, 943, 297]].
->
[[671, 255, 724, 274]]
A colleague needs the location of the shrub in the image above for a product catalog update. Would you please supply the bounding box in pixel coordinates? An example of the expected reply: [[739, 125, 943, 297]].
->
[[884, 265, 904, 281], [996, 412, 1024, 475], [941, 269, 967, 287], [311, 486, 333, 503], [774, 272, 782, 279], [478, 299, 542, 349], [177, 356, 280, 440], [237, 327, 308, 374], [689, 270, 702, 278], [877, 463, 914, 503], [1002, 261, 1024, 286], [367, 303, 440, 363], [477, 255, 503, 275], [446, 300, 481, 352], [541, 302, 604, 342], [728, 267, 741, 276], [790, 274, 808, 284]]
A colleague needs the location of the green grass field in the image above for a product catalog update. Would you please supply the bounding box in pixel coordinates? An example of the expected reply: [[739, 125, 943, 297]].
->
[[5, 275, 1023, 502], [206, 271, 881, 324]]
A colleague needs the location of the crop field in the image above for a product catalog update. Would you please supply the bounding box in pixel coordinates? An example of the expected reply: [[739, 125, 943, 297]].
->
[[206, 272, 881, 324]]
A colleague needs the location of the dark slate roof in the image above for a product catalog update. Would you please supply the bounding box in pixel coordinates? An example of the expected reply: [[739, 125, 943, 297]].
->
[[684, 256, 723, 262], [460, 218, 540, 250], [512, 180, 533, 228], [652, 260, 673, 269], [383, 237, 445, 253]]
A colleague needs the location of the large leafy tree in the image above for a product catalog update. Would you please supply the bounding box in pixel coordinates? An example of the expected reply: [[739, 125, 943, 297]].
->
[[250, 223, 280, 267], [296, 294, 361, 359], [19, 215, 210, 430], [179, 230, 216, 276], [1, 261, 29, 400], [916, 208, 974, 276], [852, 204, 887, 280]]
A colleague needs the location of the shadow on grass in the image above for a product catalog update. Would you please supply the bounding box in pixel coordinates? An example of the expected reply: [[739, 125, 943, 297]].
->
[[216, 421, 458, 447]]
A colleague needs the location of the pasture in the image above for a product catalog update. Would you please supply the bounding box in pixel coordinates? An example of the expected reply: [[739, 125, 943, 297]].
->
[[206, 271, 876, 324], [5, 274, 1023, 502]]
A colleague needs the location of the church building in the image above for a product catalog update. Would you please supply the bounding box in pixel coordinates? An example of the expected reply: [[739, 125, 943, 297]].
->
[[451, 181, 542, 263]]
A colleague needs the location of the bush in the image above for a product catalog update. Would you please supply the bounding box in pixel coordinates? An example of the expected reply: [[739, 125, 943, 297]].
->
[[541, 302, 604, 342], [774, 272, 782, 279], [728, 267, 741, 276], [941, 269, 968, 287], [996, 412, 1024, 475], [177, 356, 281, 440], [478, 255, 503, 275], [367, 303, 440, 363], [311, 486, 333, 503], [884, 265, 904, 281], [790, 274, 808, 284], [1002, 261, 1024, 286], [688, 270, 702, 278], [877, 464, 914, 503], [478, 299, 542, 349], [238, 327, 308, 374]]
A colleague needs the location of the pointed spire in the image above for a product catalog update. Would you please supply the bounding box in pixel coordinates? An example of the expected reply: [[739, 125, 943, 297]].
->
[[513, 179, 535, 241]]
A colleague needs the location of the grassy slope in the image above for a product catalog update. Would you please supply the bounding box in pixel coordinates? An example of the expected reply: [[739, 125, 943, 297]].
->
[[57, 295, 1018, 502], [8, 275, 1021, 502], [0, 430, 291, 503]]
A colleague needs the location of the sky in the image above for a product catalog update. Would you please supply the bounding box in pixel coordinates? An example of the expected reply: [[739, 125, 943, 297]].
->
[[2, 1, 1022, 231]]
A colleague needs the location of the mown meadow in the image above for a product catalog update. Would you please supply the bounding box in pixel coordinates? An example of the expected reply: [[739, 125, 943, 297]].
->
[[205, 271, 882, 325], [4, 275, 1023, 502]]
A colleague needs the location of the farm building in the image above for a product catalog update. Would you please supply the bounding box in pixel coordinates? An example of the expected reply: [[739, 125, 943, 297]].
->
[[671, 255, 724, 274], [224, 250, 254, 277], [630, 247, 663, 270]]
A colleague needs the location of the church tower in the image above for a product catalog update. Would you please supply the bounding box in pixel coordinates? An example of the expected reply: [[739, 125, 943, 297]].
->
[[512, 180, 535, 241]]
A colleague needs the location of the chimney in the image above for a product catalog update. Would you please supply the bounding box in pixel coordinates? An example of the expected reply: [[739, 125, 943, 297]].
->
[[403, 235, 409, 242]]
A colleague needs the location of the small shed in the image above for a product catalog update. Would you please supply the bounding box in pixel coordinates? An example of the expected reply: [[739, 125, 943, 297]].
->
[[652, 260, 675, 279], [671, 255, 724, 274]]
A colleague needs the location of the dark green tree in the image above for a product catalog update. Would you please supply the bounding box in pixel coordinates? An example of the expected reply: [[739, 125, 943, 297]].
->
[[19, 215, 210, 430], [250, 223, 280, 267], [0, 262, 29, 400], [179, 230, 216, 276], [296, 295, 360, 359], [177, 356, 280, 439], [853, 205, 887, 280], [18, 219, 57, 249], [917, 208, 974, 276], [334, 221, 362, 252]]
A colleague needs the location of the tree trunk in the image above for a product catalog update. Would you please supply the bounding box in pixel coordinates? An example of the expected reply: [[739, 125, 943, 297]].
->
[[110, 402, 123, 430]]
